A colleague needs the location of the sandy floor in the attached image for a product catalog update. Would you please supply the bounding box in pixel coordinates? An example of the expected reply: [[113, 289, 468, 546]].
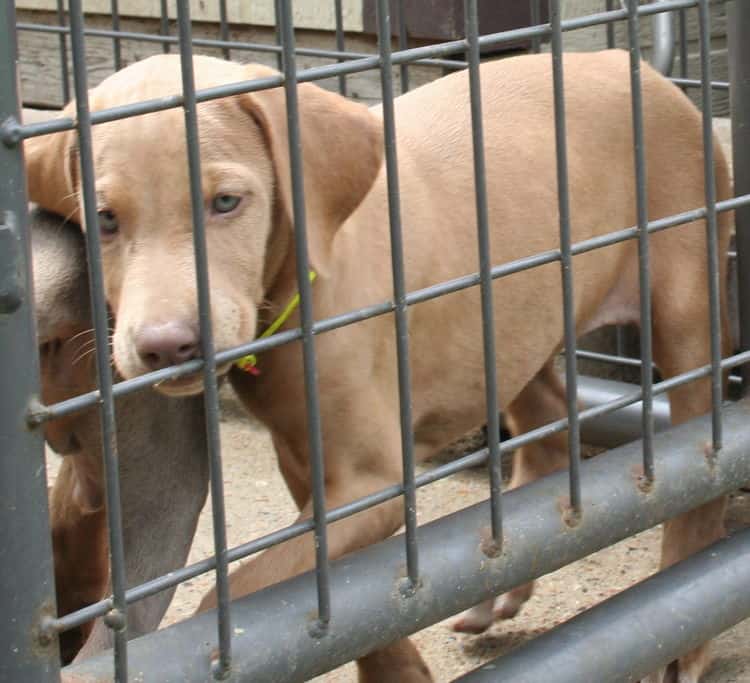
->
[[48, 389, 745, 683]]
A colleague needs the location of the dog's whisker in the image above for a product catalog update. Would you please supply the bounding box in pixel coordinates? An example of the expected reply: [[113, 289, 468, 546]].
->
[[71, 347, 96, 367], [64, 327, 96, 347]]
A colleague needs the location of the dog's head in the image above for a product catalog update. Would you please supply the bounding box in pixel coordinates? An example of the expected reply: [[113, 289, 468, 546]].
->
[[25, 55, 383, 395], [31, 207, 101, 454]]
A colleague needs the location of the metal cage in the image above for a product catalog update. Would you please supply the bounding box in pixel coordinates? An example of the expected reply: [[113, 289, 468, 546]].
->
[[2, 0, 750, 681]]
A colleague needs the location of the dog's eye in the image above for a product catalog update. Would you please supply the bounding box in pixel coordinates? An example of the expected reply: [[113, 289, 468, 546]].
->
[[97, 209, 119, 236], [211, 194, 241, 214]]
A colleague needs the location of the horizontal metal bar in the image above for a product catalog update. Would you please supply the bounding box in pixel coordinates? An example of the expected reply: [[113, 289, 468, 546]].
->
[[8, 0, 698, 144], [670, 76, 730, 90], [576, 348, 643, 368], [64, 397, 750, 682], [14, 21, 465, 71], [456, 527, 750, 683], [577, 375, 671, 448], [29, 191, 750, 424], [576, 349, 743, 386]]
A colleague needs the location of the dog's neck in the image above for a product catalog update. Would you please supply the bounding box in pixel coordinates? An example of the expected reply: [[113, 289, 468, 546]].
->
[[258, 212, 300, 335]]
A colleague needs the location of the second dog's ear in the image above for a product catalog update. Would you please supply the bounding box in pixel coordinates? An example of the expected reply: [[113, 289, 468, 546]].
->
[[239, 66, 384, 274], [24, 103, 81, 223]]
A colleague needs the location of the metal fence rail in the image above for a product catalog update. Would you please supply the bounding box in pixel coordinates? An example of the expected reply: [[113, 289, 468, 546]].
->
[[0, 4, 58, 682], [2, 0, 750, 681], [62, 398, 750, 681]]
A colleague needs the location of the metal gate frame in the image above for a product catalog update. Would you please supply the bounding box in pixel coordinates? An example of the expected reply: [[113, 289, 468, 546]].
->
[[2, 0, 750, 681]]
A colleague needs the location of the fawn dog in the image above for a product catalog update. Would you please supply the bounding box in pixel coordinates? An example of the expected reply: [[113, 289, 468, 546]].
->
[[26, 50, 732, 682]]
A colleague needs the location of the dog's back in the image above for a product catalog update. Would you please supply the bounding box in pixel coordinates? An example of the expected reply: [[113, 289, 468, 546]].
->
[[320, 50, 732, 456]]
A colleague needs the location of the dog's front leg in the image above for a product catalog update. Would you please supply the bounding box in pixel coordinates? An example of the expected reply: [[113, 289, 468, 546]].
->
[[452, 362, 569, 634], [71, 394, 209, 663], [197, 464, 431, 682]]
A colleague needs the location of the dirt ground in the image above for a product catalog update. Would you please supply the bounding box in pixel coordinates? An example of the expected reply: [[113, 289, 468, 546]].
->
[[45, 118, 749, 681]]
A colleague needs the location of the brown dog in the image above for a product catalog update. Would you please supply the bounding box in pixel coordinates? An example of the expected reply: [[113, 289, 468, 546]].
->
[[30, 208, 210, 663], [25, 50, 732, 682]]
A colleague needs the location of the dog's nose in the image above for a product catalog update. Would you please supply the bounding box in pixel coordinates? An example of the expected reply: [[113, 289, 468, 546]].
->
[[135, 322, 200, 370]]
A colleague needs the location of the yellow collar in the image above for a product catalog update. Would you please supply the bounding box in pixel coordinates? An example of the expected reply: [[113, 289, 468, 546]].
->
[[235, 270, 317, 375]]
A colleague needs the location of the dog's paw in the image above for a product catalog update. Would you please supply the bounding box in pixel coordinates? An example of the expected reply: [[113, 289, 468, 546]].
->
[[641, 645, 711, 683], [492, 581, 534, 621], [451, 599, 495, 634]]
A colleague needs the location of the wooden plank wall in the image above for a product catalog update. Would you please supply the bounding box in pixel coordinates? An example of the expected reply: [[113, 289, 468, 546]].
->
[[15, 9, 439, 108]]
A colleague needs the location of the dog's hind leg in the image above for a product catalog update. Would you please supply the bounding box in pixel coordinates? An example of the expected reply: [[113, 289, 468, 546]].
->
[[642, 283, 731, 683], [452, 360, 570, 633]]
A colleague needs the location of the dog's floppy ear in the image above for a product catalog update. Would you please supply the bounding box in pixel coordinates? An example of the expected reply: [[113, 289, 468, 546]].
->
[[238, 66, 383, 273], [24, 103, 81, 223]]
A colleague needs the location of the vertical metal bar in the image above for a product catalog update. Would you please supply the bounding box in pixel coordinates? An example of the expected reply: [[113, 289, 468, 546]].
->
[[397, 0, 410, 93], [375, 0, 420, 588], [277, 0, 333, 626], [465, 0, 503, 548], [679, 9, 688, 80], [334, 0, 347, 95], [56, 0, 70, 102], [111, 0, 122, 70], [729, 0, 750, 395], [159, 0, 170, 54], [174, 4, 233, 676], [697, 0, 723, 451], [531, 0, 542, 54], [605, 0, 615, 50], [626, 0, 655, 484], [67, 0, 129, 678], [549, 0, 582, 516], [273, 0, 284, 72], [219, 0, 230, 60], [0, 4, 60, 681]]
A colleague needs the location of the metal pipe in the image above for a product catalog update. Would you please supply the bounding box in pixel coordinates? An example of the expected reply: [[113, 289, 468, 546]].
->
[[550, 0, 583, 514], [278, 0, 332, 630], [456, 527, 750, 683], [218, 0, 230, 60], [577, 375, 671, 447], [68, 1, 130, 677], [0, 4, 60, 681], [465, 0, 504, 548], [174, 6, 233, 677], [158, 0, 169, 54], [626, 0, 656, 481], [333, 0, 347, 95], [64, 398, 750, 682], [651, 0, 675, 76], [697, 0, 724, 453], [55, 0, 70, 101], [110, 0, 121, 70], [729, 0, 750, 394], [376, 0, 421, 585], [397, 0, 410, 93]]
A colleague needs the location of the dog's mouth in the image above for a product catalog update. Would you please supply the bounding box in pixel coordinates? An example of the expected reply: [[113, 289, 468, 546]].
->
[[151, 362, 233, 397]]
